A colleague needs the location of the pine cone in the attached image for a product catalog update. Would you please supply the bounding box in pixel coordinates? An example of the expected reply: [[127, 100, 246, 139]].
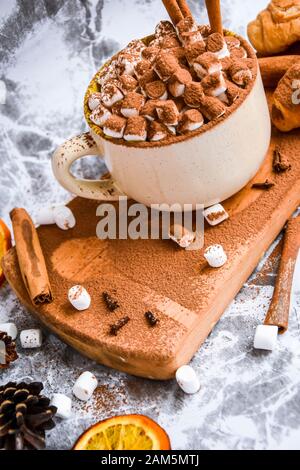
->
[[0, 382, 57, 450], [0, 331, 18, 369]]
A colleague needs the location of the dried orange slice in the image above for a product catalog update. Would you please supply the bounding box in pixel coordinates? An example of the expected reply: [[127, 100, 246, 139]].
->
[[0, 219, 12, 287], [73, 414, 171, 450]]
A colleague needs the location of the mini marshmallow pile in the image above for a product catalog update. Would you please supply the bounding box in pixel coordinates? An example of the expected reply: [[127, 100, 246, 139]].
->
[[0, 321, 98, 416], [88, 19, 254, 143]]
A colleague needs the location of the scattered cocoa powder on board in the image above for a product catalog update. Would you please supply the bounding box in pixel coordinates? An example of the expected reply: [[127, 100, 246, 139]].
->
[[8, 131, 299, 362]]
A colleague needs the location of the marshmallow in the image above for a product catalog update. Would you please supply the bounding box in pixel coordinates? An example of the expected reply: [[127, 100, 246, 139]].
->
[[199, 96, 226, 120], [168, 68, 192, 97], [68, 285, 91, 311], [225, 36, 241, 51], [103, 115, 127, 139], [148, 121, 169, 142], [184, 41, 206, 65], [0, 323, 18, 340], [198, 24, 211, 38], [145, 80, 168, 100], [90, 104, 112, 127], [176, 365, 200, 394], [73, 371, 98, 401], [50, 393, 72, 419], [173, 97, 186, 113], [124, 116, 147, 142], [0, 80, 7, 105], [180, 30, 204, 46], [140, 100, 159, 121], [97, 60, 118, 86], [168, 46, 187, 64], [176, 17, 201, 46], [155, 20, 176, 39], [204, 244, 227, 268], [253, 325, 278, 351], [207, 33, 230, 59], [230, 47, 247, 60], [156, 100, 179, 126], [220, 56, 233, 72], [203, 204, 229, 226], [125, 39, 146, 56], [229, 60, 252, 87], [178, 109, 204, 133], [169, 224, 195, 248], [160, 35, 181, 49], [117, 40, 145, 74], [20, 329, 42, 349], [139, 69, 159, 93], [167, 125, 176, 135], [117, 52, 139, 76], [218, 80, 240, 105], [88, 92, 102, 111], [193, 52, 222, 79], [101, 83, 124, 108], [53, 206, 76, 231], [35, 206, 56, 225], [154, 51, 179, 82], [120, 92, 145, 117], [142, 46, 160, 64], [184, 82, 205, 108], [110, 100, 123, 116], [35, 205, 75, 230], [134, 60, 152, 79], [117, 74, 138, 95], [201, 72, 227, 98]]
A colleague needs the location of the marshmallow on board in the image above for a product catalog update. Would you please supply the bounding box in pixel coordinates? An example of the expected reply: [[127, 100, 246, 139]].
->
[[204, 244, 227, 268], [68, 285, 91, 311]]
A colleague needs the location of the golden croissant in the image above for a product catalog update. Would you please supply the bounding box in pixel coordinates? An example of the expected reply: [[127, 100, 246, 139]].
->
[[248, 0, 300, 55]]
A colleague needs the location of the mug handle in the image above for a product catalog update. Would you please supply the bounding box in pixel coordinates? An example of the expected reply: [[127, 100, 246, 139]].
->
[[52, 132, 125, 200]]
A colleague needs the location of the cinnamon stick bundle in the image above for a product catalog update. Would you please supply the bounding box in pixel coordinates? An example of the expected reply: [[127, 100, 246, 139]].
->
[[177, 0, 192, 18], [264, 216, 300, 333], [162, 0, 184, 25], [205, 0, 223, 35], [10, 208, 53, 306]]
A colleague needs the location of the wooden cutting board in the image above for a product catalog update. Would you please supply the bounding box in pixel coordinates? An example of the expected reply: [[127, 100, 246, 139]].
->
[[3, 91, 300, 380]]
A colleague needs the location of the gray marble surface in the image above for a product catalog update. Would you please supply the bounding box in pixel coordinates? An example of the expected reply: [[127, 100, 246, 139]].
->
[[1, 0, 300, 450]]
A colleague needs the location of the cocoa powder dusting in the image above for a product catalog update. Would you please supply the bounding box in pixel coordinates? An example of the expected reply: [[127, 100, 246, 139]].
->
[[28, 134, 299, 360]]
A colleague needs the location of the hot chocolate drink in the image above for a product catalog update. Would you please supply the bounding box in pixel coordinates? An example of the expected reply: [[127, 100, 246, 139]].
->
[[53, 1, 270, 208], [86, 18, 256, 145]]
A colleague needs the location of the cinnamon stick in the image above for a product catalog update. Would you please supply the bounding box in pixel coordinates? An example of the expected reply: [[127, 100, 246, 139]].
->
[[264, 216, 300, 333], [177, 0, 192, 18], [205, 0, 223, 35], [162, 0, 184, 25], [10, 208, 53, 306], [258, 56, 300, 88]]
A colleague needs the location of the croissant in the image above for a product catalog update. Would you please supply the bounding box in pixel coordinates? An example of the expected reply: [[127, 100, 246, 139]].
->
[[272, 63, 300, 132], [248, 0, 300, 55]]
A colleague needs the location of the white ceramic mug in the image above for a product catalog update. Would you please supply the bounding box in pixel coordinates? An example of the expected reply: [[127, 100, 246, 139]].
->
[[52, 55, 271, 209]]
